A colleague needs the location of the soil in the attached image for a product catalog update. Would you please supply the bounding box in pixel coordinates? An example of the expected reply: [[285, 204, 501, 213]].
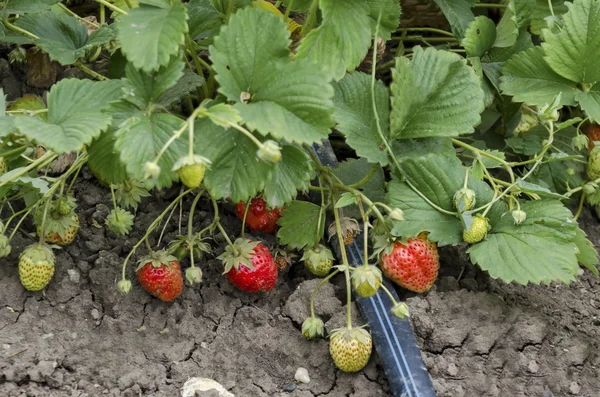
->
[[2, 170, 600, 397]]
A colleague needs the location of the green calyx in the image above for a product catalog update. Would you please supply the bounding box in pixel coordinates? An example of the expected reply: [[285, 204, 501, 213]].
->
[[391, 302, 409, 319], [301, 244, 334, 276], [56, 196, 77, 215], [301, 316, 325, 340], [117, 279, 132, 294], [453, 187, 476, 212], [217, 238, 260, 274], [136, 249, 178, 271], [113, 179, 150, 210], [185, 267, 203, 285], [21, 243, 55, 264], [330, 326, 371, 345], [34, 201, 79, 236], [168, 234, 211, 261], [351, 265, 382, 298], [107, 207, 135, 236]]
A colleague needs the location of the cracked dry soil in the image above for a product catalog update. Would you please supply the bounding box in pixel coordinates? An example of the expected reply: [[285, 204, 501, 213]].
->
[[1, 173, 600, 397]]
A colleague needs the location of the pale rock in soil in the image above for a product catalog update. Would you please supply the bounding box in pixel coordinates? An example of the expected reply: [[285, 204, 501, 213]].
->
[[294, 367, 310, 383]]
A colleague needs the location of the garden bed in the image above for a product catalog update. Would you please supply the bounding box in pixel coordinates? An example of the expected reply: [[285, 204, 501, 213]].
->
[[1, 172, 598, 397]]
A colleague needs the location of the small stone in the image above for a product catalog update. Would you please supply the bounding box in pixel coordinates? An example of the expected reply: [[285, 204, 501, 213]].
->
[[67, 269, 80, 283], [569, 382, 581, 395], [577, 268, 584, 276], [527, 360, 539, 374], [447, 363, 459, 376], [91, 309, 101, 320], [294, 367, 310, 384], [282, 383, 296, 392]]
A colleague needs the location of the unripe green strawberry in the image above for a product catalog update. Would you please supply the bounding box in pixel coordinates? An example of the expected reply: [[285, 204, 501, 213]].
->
[[511, 209, 527, 225], [0, 234, 11, 258], [351, 265, 382, 298], [173, 155, 211, 189], [302, 316, 325, 340], [19, 243, 55, 291], [453, 187, 476, 212], [117, 279, 132, 294], [56, 196, 76, 216], [463, 214, 490, 244], [587, 148, 600, 181], [185, 266, 203, 285], [301, 244, 334, 277], [0, 156, 7, 175], [329, 327, 372, 372]]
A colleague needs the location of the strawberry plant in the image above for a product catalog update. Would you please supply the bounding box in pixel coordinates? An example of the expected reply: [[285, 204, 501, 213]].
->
[[1, 0, 600, 375]]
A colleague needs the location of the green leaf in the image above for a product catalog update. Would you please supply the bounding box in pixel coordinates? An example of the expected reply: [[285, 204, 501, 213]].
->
[[333, 158, 386, 207], [202, 103, 242, 128], [390, 47, 484, 139], [494, 6, 518, 48], [0, 0, 60, 16], [531, 0, 568, 34], [277, 200, 324, 250], [263, 144, 315, 208], [87, 129, 129, 185], [232, 59, 334, 144], [511, 0, 535, 28], [575, 87, 600, 123], [505, 134, 543, 156], [14, 79, 123, 153], [366, 0, 401, 40], [295, 0, 371, 80], [14, 12, 114, 65], [156, 70, 205, 107], [573, 227, 599, 275], [116, 0, 188, 71], [461, 16, 496, 57], [542, 0, 600, 85], [386, 153, 504, 245], [500, 47, 579, 107], [335, 192, 358, 208], [210, 7, 290, 99], [187, 0, 222, 40], [115, 113, 187, 189], [516, 178, 568, 199], [123, 56, 184, 109], [484, 28, 533, 63], [192, 119, 274, 201], [468, 200, 580, 284], [210, 8, 334, 144], [333, 72, 389, 166], [432, 0, 474, 39], [477, 149, 505, 169]]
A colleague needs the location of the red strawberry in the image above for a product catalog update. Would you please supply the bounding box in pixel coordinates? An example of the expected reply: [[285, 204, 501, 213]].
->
[[379, 233, 439, 293], [235, 198, 282, 233], [585, 124, 600, 150], [218, 238, 277, 292], [136, 250, 184, 302]]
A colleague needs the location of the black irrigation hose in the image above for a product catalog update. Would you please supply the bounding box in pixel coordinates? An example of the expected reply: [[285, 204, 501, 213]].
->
[[313, 140, 437, 397]]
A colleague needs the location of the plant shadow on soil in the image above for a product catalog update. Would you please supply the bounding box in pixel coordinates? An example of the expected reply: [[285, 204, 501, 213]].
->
[[2, 170, 600, 397]]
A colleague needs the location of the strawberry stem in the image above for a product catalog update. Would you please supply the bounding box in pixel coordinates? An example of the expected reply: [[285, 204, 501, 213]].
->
[[37, 198, 52, 246], [241, 200, 250, 239], [120, 189, 192, 282], [333, 206, 353, 330], [210, 197, 239, 256], [378, 283, 400, 307], [309, 269, 340, 318], [188, 191, 203, 239], [357, 200, 370, 269]]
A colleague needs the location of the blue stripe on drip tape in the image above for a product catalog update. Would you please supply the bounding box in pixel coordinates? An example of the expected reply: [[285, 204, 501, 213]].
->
[[311, 141, 437, 397]]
